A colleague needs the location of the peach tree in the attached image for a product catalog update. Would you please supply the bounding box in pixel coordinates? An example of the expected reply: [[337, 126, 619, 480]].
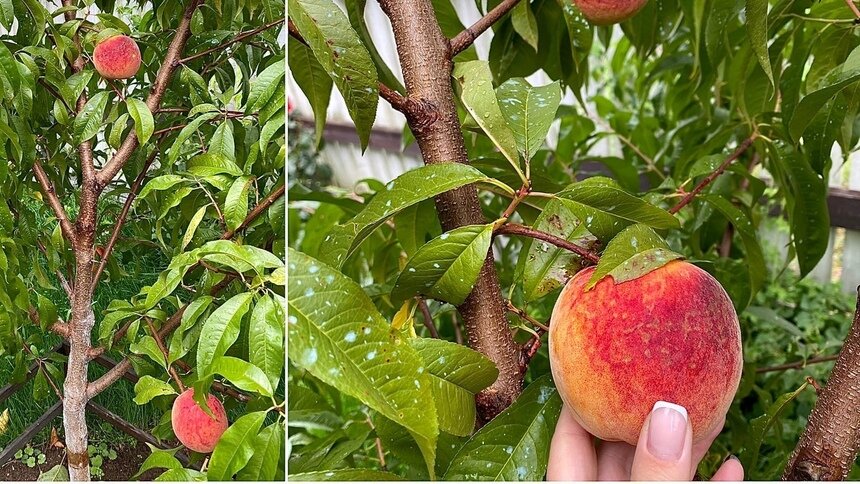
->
[[288, 0, 860, 480], [0, 0, 285, 481]]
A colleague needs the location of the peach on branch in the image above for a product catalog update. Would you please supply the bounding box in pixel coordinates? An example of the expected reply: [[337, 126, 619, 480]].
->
[[548, 260, 742, 444], [572, 0, 648, 25], [171, 389, 229, 453], [92, 34, 141, 80]]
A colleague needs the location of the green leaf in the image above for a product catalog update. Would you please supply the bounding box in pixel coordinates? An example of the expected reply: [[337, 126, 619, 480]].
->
[[208, 411, 266, 480], [496, 78, 561, 162], [133, 375, 177, 405], [288, 0, 378, 149], [209, 121, 235, 162], [701, 195, 766, 302], [518, 199, 592, 302], [197, 292, 254, 373], [739, 382, 809, 474], [288, 249, 438, 476], [392, 224, 494, 305], [246, 60, 286, 115], [126, 98, 154, 146], [0, 41, 19, 95], [289, 469, 404, 481], [36, 293, 58, 332], [586, 224, 683, 290], [166, 112, 220, 165], [789, 45, 860, 141], [557, 177, 680, 240], [236, 423, 283, 481], [443, 374, 562, 480], [511, 1, 538, 51], [73, 91, 109, 144], [0, 0, 13, 31], [139, 175, 187, 199], [224, 176, 252, 232], [317, 164, 503, 267], [453, 60, 522, 179], [187, 152, 243, 177], [132, 447, 182, 479], [745, 0, 773, 87], [206, 356, 273, 397], [249, 294, 284, 390], [393, 200, 441, 257], [411, 338, 498, 436], [181, 205, 207, 251], [344, 0, 406, 95], [37, 465, 69, 481]]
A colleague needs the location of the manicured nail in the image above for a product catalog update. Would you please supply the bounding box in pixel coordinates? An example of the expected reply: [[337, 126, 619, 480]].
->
[[723, 454, 739, 463], [647, 401, 688, 461]]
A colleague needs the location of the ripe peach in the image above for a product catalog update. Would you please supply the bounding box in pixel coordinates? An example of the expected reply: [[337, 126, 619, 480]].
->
[[572, 0, 649, 25], [92, 35, 141, 80], [171, 389, 229, 453], [549, 260, 742, 444]]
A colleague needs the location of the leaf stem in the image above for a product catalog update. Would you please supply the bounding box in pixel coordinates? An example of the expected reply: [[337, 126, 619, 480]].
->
[[495, 223, 600, 264]]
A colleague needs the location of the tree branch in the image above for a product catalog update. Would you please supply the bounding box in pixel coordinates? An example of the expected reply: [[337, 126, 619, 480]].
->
[[178, 18, 284, 65], [416, 298, 439, 338], [92, 139, 164, 286], [495, 223, 600, 264], [844, 0, 860, 19], [96, 0, 205, 188], [668, 135, 756, 214], [756, 354, 838, 374], [221, 183, 284, 239], [32, 160, 76, 244], [783, 288, 860, 480], [450, 0, 522, 56], [28, 306, 70, 339], [62, 0, 96, 186]]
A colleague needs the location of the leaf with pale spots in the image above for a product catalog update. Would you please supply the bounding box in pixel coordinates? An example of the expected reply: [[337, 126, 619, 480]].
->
[[443, 374, 562, 481], [289, 469, 405, 481], [318, 164, 506, 268], [557, 177, 679, 241], [586, 224, 683, 290], [287, 248, 439, 477], [453, 60, 522, 179], [411, 338, 498, 436], [516, 198, 594, 303], [740, 381, 810, 474], [392, 224, 494, 306], [496, 78, 561, 162]]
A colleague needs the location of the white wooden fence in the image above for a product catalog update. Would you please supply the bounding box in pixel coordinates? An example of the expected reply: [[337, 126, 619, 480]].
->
[[287, 1, 860, 293]]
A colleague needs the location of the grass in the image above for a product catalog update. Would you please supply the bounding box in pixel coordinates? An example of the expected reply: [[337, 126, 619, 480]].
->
[[0, 247, 169, 450]]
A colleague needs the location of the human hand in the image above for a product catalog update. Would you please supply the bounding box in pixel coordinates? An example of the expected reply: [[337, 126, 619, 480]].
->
[[547, 401, 744, 481]]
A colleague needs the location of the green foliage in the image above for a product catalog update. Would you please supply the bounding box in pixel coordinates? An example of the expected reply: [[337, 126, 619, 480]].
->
[[288, 0, 860, 480]]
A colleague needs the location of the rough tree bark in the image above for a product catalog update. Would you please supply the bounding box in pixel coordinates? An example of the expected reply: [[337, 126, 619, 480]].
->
[[783, 287, 860, 480], [376, 0, 524, 421]]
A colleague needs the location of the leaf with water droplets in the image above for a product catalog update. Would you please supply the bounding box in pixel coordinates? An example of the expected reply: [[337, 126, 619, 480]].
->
[[391, 224, 494, 305], [586, 224, 683, 290], [287, 248, 439, 476], [443, 374, 562, 481], [496, 78, 561, 162]]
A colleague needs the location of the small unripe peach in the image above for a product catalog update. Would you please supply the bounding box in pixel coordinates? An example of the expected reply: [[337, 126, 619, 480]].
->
[[171, 389, 229, 453], [572, 0, 649, 25], [92, 35, 141, 80], [549, 260, 742, 444]]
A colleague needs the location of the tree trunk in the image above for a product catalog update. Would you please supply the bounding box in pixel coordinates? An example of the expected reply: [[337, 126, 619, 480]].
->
[[377, 0, 524, 421], [783, 287, 860, 480]]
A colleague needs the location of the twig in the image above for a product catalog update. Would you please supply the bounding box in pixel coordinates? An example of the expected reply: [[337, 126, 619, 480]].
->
[[450, 0, 522, 56], [590, 116, 665, 180], [452, 313, 463, 345], [36, 241, 73, 297], [27, 306, 70, 339], [92, 139, 164, 286], [845, 0, 860, 19], [505, 300, 549, 332], [178, 18, 285, 65], [221, 183, 285, 239], [668, 135, 756, 214], [32, 160, 76, 244], [495, 223, 600, 264], [151, 111, 248, 137], [144, 317, 186, 392], [416, 298, 439, 338], [22, 344, 64, 400], [365, 417, 387, 471], [501, 183, 531, 220], [756, 355, 839, 374]]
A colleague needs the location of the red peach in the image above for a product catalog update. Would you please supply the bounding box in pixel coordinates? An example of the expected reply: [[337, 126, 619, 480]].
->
[[549, 260, 742, 444], [572, 0, 649, 25], [92, 35, 141, 80], [171, 389, 229, 453]]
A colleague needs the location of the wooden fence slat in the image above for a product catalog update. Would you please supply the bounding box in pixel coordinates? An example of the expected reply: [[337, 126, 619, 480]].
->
[[0, 401, 63, 467]]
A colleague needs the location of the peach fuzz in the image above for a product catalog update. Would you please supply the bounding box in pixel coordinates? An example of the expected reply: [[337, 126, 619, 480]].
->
[[171, 389, 229, 453], [572, 0, 649, 25], [548, 260, 742, 444], [92, 35, 141, 80]]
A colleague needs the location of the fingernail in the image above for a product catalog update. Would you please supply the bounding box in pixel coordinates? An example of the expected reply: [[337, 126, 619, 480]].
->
[[647, 401, 688, 461], [723, 454, 739, 464]]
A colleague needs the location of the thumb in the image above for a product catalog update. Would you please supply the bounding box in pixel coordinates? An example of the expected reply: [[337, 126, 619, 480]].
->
[[630, 401, 694, 481]]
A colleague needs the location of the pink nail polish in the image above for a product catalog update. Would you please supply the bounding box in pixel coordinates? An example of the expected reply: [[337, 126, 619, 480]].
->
[[647, 401, 688, 461]]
